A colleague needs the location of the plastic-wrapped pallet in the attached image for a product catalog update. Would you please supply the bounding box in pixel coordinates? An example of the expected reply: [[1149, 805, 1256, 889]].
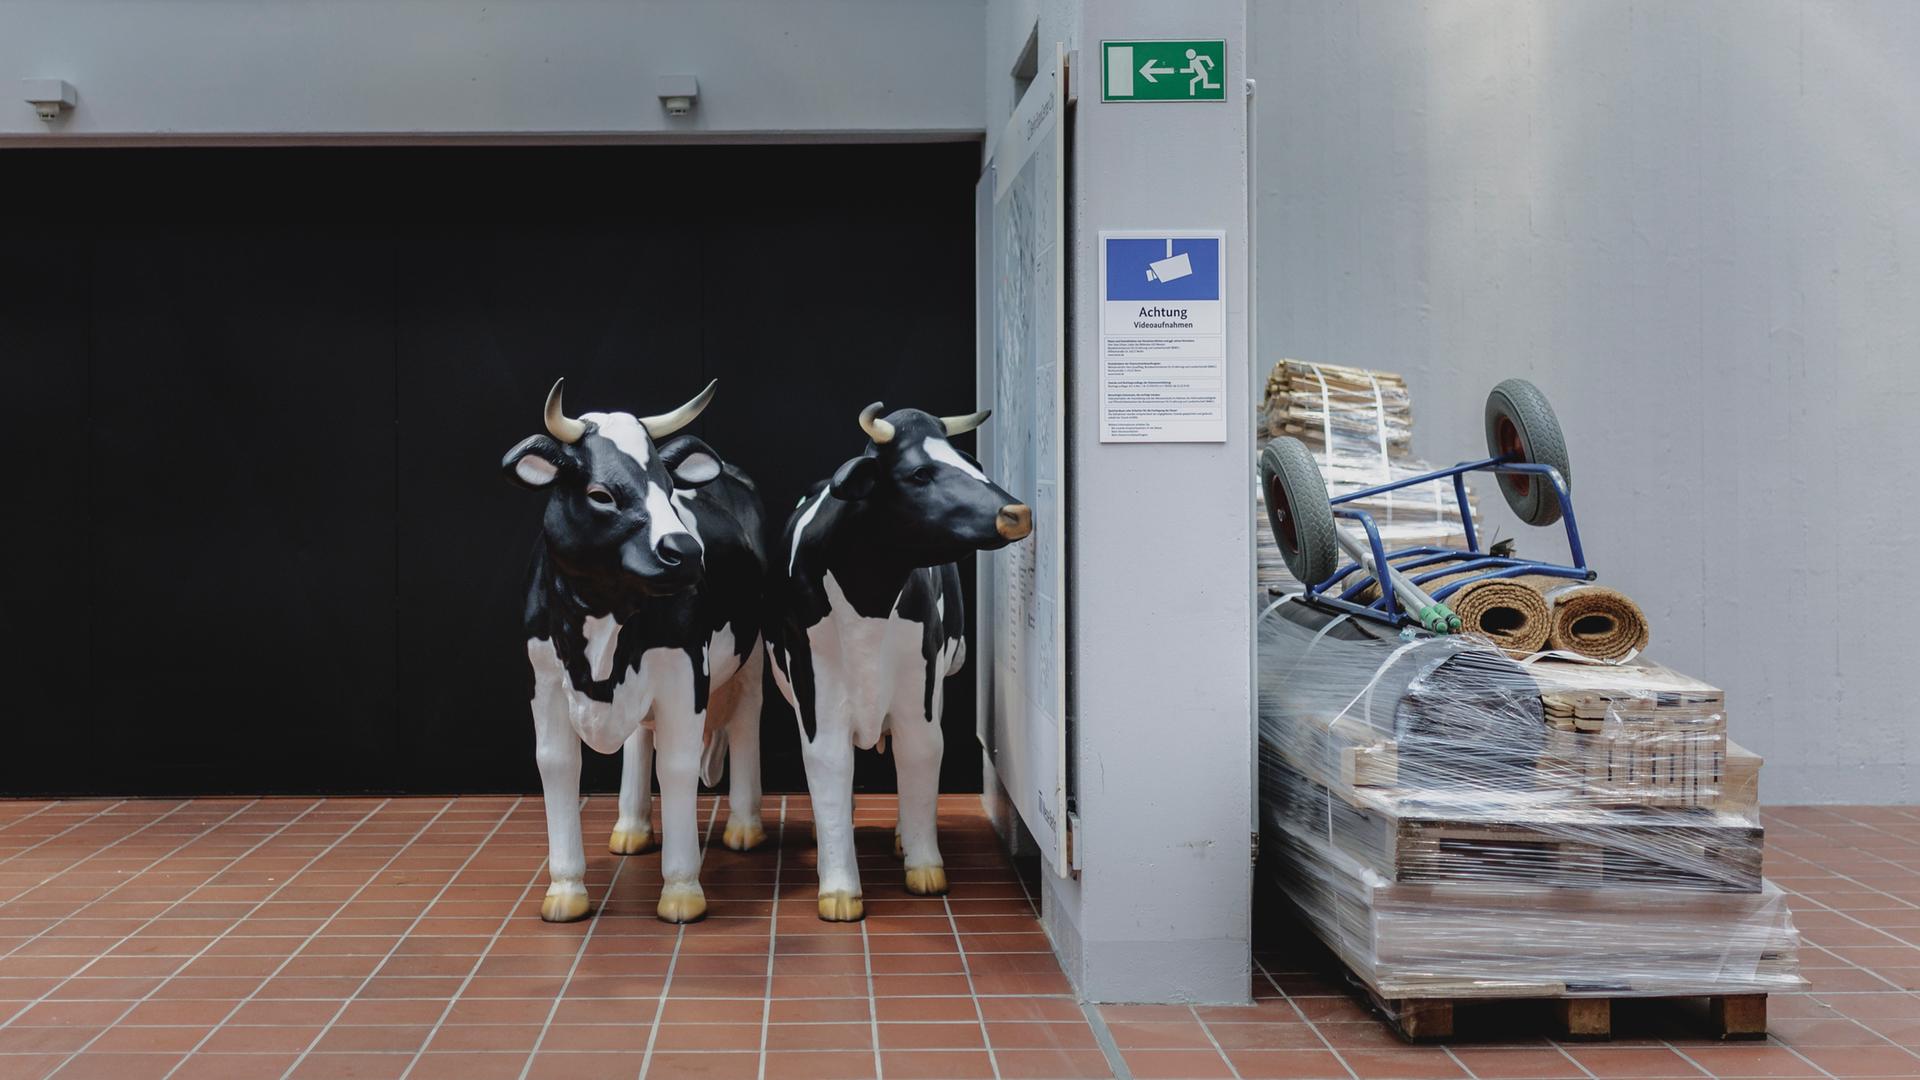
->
[[1255, 360, 1478, 595], [1257, 597, 1802, 1014]]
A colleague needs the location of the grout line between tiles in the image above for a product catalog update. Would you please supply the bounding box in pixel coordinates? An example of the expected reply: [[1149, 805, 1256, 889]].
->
[[1189, 1003, 1244, 1080], [0, 799, 210, 965], [1256, 956, 1357, 1080], [636, 794, 720, 1080], [513, 792, 629, 1080], [276, 799, 506, 1080], [0, 799, 130, 868], [945, 873, 1001, 1080], [755, 794, 783, 1080], [39, 798, 339, 1073], [1080, 1001, 1134, 1080], [2, 798, 273, 1027]]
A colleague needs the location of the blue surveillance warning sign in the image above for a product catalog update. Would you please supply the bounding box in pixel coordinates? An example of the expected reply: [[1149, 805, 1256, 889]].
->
[[1098, 230, 1227, 443], [1102, 237, 1222, 301]]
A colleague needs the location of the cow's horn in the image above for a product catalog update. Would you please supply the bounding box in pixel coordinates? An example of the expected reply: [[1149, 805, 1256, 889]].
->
[[544, 378, 587, 444], [859, 402, 896, 444], [638, 379, 717, 438], [940, 409, 991, 436]]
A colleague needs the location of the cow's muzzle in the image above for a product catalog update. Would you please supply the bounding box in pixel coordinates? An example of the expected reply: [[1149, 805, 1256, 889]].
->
[[996, 504, 1033, 541]]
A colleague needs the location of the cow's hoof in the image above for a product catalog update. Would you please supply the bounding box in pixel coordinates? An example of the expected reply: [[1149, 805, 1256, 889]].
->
[[892, 832, 904, 859], [608, 826, 654, 855], [905, 865, 949, 896], [722, 819, 766, 852], [540, 885, 591, 923], [657, 883, 707, 924], [817, 891, 864, 922]]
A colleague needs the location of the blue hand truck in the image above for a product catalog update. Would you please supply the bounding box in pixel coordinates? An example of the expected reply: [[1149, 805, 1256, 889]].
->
[[1259, 378, 1594, 634]]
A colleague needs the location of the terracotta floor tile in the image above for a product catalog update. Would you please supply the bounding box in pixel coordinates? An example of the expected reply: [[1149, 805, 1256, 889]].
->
[[642, 1050, 762, 1079], [1669, 1045, 1827, 1078], [759, 1050, 880, 1079], [1567, 1046, 1711, 1077], [877, 1049, 999, 1079], [1120, 1047, 1240, 1078], [406, 1052, 533, 1080], [520, 1051, 641, 1080], [168, 1053, 304, 1080], [1795, 1044, 1920, 1077], [1338, 1048, 1471, 1080], [287, 1051, 417, 1080], [876, 1021, 987, 1051], [875, 996, 981, 1023], [765, 1022, 878, 1051], [1450, 1047, 1589, 1078], [650, 1022, 762, 1052], [47, 1053, 189, 1080], [1224, 1048, 1354, 1079], [1105, 1019, 1216, 1050]]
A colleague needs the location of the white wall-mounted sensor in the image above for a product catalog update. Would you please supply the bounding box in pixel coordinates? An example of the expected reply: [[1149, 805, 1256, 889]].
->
[[656, 75, 699, 117], [22, 78, 76, 122]]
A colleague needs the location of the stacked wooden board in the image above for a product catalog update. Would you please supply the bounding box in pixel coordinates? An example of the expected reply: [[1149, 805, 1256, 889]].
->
[[1257, 600, 1802, 1041], [1255, 360, 1476, 596]]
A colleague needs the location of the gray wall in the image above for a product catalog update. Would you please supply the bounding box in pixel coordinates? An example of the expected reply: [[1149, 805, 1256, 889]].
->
[[1251, 0, 1920, 802], [1, 0, 982, 140]]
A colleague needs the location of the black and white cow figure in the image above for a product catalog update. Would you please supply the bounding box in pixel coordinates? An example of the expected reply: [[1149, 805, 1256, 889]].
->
[[769, 403, 1032, 921], [503, 379, 769, 924]]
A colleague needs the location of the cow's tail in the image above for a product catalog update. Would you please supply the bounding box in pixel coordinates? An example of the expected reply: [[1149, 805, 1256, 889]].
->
[[700, 727, 728, 788]]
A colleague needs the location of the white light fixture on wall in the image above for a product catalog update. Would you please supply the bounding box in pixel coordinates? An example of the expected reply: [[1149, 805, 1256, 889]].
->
[[22, 78, 76, 122], [656, 75, 699, 117]]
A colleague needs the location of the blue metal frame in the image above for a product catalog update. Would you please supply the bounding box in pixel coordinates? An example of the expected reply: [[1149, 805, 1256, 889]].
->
[[1302, 453, 1595, 628]]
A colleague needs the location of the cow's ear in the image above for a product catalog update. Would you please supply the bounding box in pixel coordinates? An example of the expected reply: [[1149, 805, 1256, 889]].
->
[[829, 455, 880, 501], [659, 435, 723, 488], [502, 435, 570, 489]]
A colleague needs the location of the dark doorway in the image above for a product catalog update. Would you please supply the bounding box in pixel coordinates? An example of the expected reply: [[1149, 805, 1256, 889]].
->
[[0, 143, 983, 797]]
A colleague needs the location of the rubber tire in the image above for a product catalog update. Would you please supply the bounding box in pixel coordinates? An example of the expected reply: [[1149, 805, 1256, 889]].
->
[[1484, 378, 1572, 527], [1259, 437, 1341, 586]]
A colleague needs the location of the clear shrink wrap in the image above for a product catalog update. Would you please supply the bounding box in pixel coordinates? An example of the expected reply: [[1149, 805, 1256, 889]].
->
[[1257, 597, 1803, 999]]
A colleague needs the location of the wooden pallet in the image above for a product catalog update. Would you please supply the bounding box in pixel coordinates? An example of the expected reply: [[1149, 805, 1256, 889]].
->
[[1363, 985, 1768, 1042]]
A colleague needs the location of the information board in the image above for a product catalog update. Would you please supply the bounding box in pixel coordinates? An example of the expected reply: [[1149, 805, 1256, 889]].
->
[[977, 44, 1068, 874], [1099, 231, 1228, 442]]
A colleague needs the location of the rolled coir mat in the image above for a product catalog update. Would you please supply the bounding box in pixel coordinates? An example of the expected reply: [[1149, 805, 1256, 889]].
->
[[1448, 578, 1552, 655], [1357, 570, 1552, 654], [1543, 585, 1650, 661]]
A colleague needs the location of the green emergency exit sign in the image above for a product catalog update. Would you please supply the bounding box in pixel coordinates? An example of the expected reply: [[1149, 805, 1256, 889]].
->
[[1101, 39, 1227, 102]]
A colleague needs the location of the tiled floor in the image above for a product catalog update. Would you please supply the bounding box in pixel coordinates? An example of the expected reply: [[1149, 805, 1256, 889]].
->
[[0, 799, 1915, 1080]]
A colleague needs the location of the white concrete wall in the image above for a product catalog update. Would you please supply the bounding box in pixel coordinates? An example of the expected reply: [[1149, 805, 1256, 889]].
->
[[0, 0, 982, 140], [1251, 0, 1920, 803], [990, 0, 1255, 1003]]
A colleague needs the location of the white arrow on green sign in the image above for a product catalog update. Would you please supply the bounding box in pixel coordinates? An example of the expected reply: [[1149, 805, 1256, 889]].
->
[[1101, 39, 1227, 103]]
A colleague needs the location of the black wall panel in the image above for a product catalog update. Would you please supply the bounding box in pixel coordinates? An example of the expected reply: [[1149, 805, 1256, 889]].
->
[[0, 144, 982, 796]]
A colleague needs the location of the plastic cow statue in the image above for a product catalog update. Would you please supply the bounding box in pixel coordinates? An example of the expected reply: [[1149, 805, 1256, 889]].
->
[[769, 403, 1032, 921], [502, 379, 768, 924]]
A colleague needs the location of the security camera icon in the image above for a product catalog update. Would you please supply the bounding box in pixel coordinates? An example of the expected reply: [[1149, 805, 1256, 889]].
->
[[1145, 251, 1194, 284]]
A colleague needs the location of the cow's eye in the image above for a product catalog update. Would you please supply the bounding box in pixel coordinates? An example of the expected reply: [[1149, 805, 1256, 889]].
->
[[586, 484, 617, 508], [909, 467, 935, 485]]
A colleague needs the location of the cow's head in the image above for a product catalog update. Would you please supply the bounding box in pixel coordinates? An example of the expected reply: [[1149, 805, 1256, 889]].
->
[[827, 403, 1033, 565], [502, 379, 722, 596]]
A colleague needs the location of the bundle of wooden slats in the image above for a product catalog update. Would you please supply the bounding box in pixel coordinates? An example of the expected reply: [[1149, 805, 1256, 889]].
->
[[1263, 359, 1415, 457], [1255, 361, 1476, 597]]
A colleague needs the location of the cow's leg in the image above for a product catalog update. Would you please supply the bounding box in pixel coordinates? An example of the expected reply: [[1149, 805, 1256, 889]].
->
[[889, 689, 948, 897], [530, 671, 589, 923], [801, 712, 862, 921], [609, 724, 656, 855], [722, 639, 767, 852], [651, 656, 708, 923]]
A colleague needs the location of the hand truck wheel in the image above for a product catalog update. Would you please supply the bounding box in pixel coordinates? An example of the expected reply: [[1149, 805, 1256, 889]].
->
[[1259, 437, 1341, 585], [1484, 378, 1573, 527]]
